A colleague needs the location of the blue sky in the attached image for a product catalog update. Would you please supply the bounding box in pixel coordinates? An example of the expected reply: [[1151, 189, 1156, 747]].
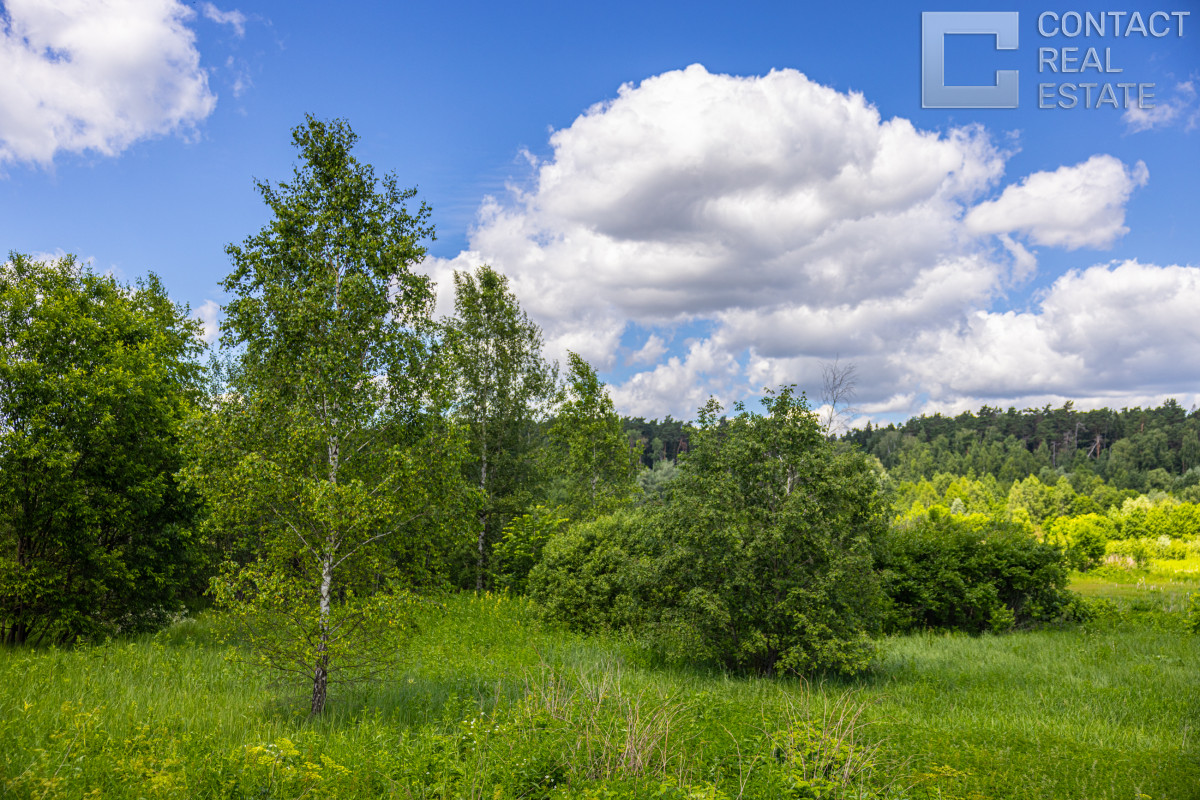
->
[[2, 0, 1198, 424]]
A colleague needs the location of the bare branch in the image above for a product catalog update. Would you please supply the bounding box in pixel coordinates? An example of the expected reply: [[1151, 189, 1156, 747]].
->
[[819, 356, 858, 437]]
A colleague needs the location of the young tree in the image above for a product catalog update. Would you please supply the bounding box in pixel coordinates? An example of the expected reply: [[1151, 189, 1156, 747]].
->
[[548, 352, 639, 520], [443, 265, 554, 590], [819, 356, 858, 437], [0, 253, 204, 645], [185, 117, 470, 714]]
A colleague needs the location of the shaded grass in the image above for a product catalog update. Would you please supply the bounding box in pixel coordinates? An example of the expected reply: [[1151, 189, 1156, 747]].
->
[[1, 577, 1198, 799]]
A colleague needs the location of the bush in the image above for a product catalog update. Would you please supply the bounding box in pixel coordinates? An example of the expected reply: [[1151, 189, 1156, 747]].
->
[[528, 511, 643, 633], [1105, 538, 1151, 567], [530, 388, 888, 676], [877, 513, 1077, 634], [494, 505, 571, 593], [1045, 513, 1114, 571]]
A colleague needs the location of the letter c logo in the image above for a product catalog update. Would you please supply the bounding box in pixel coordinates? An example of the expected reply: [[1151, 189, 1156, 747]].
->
[[923, 11, 1020, 108]]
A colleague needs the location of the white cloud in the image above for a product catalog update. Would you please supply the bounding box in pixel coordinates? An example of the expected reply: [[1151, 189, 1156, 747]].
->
[[610, 338, 742, 419], [628, 333, 667, 366], [964, 155, 1148, 250], [425, 66, 1007, 370], [193, 299, 221, 344], [904, 261, 1200, 399], [713, 255, 998, 359], [0, 0, 216, 166], [201, 2, 246, 37], [27, 247, 71, 264], [424, 65, 1163, 420], [1123, 80, 1198, 132], [223, 55, 253, 98]]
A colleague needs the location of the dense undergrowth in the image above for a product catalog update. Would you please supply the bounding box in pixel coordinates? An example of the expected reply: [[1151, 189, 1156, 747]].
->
[[4, 559, 1199, 800]]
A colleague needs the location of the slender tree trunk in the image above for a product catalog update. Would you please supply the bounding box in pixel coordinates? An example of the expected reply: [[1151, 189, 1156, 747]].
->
[[590, 439, 597, 503], [5, 619, 26, 646], [312, 418, 339, 715], [311, 553, 333, 715], [477, 433, 488, 591]]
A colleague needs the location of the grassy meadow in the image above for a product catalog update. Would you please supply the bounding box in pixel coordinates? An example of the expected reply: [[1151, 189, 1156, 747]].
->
[[2, 562, 1198, 800]]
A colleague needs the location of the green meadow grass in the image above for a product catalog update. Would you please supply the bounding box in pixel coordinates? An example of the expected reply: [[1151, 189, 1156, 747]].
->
[[2, 573, 1197, 799]]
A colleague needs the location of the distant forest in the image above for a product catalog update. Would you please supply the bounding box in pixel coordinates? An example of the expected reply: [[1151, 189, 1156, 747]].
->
[[625, 400, 1200, 493]]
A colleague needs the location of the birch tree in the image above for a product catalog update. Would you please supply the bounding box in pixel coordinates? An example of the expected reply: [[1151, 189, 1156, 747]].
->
[[185, 116, 469, 714], [443, 266, 554, 590], [548, 352, 638, 520]]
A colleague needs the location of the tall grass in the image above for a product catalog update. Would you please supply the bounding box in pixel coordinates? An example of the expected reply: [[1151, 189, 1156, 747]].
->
[[2, 580, 1197, 799]]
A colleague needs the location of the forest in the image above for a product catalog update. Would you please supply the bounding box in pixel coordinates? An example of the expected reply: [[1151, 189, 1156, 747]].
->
[[0, 117, 1196, 800], [627, 399, 1200, 494]]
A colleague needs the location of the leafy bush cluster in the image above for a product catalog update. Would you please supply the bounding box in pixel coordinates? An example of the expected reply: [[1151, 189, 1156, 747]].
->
[[896, 470, 1200, 580], [530, 390, 1099, 670], [876, 511, 1079, 634], [531, 389, 890, 676], [0, 254, 205, 646]]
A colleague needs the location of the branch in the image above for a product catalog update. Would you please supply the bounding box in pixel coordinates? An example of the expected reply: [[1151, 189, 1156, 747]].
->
[[330, 506, 435, 572]]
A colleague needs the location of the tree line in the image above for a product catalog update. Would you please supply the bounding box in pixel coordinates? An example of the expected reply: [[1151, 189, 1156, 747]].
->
[[842, 401, 1200, 491]]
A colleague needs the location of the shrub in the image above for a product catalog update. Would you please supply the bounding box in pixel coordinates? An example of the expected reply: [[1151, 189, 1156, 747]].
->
[[1045, 514, 1114, 571], [494, 505, 571, 593], [877, 513, 1076, 634], [1153, 536, 1190, 560], [530, 388, 888, 676], [1105, 538, 1151, 567], [528, 511, 643, 633]]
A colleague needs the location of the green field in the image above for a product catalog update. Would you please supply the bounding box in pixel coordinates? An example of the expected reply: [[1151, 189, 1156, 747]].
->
[[2, 564, 1197, 799]]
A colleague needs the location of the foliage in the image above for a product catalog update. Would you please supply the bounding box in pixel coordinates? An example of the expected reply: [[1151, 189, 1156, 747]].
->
[[1101, 535, 1195, 567], [527, 510, 641, 634], [877, 511, 1077, 634], [208, 543, 424, 689], [622, 415, 689, 469], [182, 116, 470, 713], [1045, 513, 1114, 571], [548, 352, 640, 520], [844, 400, 1200, 492], [492, 504, 570, 593], [443, 264, 555, 589], [635, 457, 678, 503], [0, 252, 204, 645], [534, 387, 888, 676]]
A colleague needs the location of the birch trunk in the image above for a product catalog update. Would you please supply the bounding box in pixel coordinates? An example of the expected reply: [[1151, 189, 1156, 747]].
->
[[310, 553, 333, 714], [311, 416, 339, 715], [477, 429, 488, 591]]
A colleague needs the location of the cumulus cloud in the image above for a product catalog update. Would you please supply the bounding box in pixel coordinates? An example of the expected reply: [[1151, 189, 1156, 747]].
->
[[0, 0, 217, 166], [905, 261, 1200, 399], [628, 333, 667, 366], [964, 155, 1148, 249], [1123, 80, 1198, 132], [425, 64, 1165, 419], [426, 66, 1006, 362], [193, 299, 221, 344]]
